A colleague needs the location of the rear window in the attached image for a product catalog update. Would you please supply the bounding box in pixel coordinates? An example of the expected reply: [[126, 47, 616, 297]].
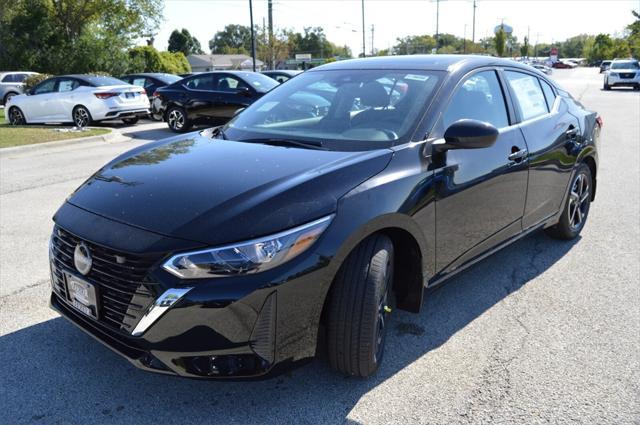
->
[[156, 74, 182, 84], [80, 76, 127, 87]]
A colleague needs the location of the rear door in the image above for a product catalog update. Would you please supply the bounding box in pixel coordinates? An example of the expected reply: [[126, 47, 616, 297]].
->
[[503, 70, 580, 229], [50, 77, 81, 121], [434, 69, 529, 275], [214, 74, 257, 119]]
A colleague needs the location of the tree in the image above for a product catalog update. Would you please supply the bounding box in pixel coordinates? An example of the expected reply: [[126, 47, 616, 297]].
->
[[520, 36, 529, 58], [494, 27, 506, 57], [587, 33, 613, 63], [394, 35, 437, 54], [209, 24, 253, 54], [626, 10, 640, 59], [610, 38, 631, 58], [158, 51, 191, 74], [128, 46, 162, 73], [168, 28, 203, 56]]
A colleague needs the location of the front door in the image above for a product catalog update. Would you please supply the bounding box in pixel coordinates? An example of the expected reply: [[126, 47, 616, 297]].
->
[[433, 69, 529, 276]]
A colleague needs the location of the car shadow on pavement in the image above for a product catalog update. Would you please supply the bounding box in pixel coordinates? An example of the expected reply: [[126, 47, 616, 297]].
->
[[1, 231, 579, 425]]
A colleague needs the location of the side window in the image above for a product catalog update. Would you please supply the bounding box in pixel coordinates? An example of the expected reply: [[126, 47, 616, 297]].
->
[[539, 79, 556, 111], [217, 75, 248, 92], [32, 79, 56, 95], [16, 74, 30, 83], [505, 71, 548, 120], [1, 74, 13, 82], [132, 77, 147, 87], [185, 75, 216, 90], [57, 79, 79, 92], [442, 70, 509, 129]]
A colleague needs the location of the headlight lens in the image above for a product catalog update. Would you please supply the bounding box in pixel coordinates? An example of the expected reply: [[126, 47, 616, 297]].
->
[[609, 72, 618, 77], [162, 215, 333, 279]]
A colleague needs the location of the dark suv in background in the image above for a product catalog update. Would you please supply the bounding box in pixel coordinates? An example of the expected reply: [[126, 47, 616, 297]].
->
[[154, 71, 278, 132]]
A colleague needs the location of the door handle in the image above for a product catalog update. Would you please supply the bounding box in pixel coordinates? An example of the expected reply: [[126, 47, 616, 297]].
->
[[508, 148, 528, 162]]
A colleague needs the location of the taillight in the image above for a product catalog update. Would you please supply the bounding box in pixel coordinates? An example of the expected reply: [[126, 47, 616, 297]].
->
[[135, 89, 146, 95], [596, 116, 603, 128], [94, 92, 119, 99]]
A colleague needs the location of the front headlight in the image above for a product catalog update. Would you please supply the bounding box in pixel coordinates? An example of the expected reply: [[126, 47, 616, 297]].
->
[[609, 72, 618, 77], [162, 215, 334, 279]]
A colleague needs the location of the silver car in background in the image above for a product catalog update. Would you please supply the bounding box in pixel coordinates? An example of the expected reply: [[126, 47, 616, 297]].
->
[[0, 71, 38, 105], [603, 60, 640, 90]]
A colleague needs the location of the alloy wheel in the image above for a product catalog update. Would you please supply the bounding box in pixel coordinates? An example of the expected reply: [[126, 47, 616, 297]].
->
[[168, 109, 184, 130], [568, 173, 590, 230], [9, 107, 25, 125], [74, 107, 90, 127]]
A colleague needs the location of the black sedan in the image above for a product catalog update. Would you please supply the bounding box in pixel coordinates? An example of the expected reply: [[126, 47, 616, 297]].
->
[[49, 55, 600, 379], [262, 69, 303, 83], [118, 73, 183, 120], [154, 71, 278, 132]]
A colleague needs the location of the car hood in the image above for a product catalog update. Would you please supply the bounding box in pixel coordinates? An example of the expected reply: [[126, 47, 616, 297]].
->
[[65, 131, 393, 246]]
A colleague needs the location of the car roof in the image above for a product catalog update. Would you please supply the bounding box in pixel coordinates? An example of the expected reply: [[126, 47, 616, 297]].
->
[[120, 73, 176, 78], [263, 70, 302, 75], [313, 54, 531, 73]]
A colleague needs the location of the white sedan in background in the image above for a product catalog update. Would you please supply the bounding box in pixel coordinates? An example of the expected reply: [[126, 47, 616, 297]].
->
[[5, 74, 150, 127]]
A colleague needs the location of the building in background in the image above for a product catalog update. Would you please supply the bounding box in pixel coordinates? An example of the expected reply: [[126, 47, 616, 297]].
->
[[187, 54, 264, 72]]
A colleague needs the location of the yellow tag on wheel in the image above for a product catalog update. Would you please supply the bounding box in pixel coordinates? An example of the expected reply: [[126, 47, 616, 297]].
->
[[383, 306, 392, 313]]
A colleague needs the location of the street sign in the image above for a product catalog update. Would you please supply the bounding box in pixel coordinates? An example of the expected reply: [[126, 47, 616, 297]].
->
[[295, 53, 312, 61], [550, 47, 558, 63]]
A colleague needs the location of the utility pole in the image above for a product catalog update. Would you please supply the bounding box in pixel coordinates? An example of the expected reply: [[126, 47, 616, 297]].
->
[[472, 0, 476, 44], [464, 24, 467, 53], [249, 0, 256, 71], [361, 0, 366, 57], [268, 0, 274, 69], [435, 0, 440, 52], [371, 24, 375, 56]]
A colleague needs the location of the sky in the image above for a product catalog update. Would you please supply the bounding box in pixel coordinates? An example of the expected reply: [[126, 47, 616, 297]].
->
[[150, 0, 639, 56]]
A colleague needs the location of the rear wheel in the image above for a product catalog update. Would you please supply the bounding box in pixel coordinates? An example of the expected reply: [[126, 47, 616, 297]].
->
[[73, 106, 92, 128], [327, 234, 394, 377], [3, 92, 18, 105], [122, 117, 139, 125], [8, 106, 26, 125], [545, 163, 592, 240], [166, 106, 191, 132]]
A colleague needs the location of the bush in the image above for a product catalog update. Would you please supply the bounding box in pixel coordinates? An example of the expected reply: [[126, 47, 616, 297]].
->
[[159, 51, 191, 74], [23, 73, 52, 90], [128, 46, 162, 73]]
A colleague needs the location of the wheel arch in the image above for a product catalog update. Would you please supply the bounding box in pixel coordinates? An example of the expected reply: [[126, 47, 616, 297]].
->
[[582, 155, 597, 201], [3, 91, 19, 104]]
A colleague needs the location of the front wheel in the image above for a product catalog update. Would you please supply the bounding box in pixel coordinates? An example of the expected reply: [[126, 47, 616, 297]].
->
[[603, 81, 611, 90], [8, 106, 26, 125], [545, 163, 592, 240], [327, 234, 394, 377], [166, 106, 191, 132], [122, 117, 139, 125]]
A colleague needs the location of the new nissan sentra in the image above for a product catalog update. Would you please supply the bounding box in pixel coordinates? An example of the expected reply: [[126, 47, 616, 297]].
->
[[49, 55, 600, 379]]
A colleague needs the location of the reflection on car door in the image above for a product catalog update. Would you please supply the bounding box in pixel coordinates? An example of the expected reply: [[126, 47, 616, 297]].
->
[[434, 69, 529, 275], [182, 74, 219, 121], [503, 70, 580, 229], [27, 78, 58, 121]]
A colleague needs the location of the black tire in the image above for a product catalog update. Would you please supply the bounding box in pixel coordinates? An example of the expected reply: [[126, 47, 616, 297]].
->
[[8, 106, 27, 125], [73, 105, 92, 128], [166, 106, 191, 132], [603, 82, 611, 90], [3, 92, 18, 105], [545, 163, 592, 240], [327, 234, 394, 377], [122, 117, 139, 125]]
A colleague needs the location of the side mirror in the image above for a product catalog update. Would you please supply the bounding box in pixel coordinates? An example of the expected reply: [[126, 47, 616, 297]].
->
[[236, 86, 252, 97], [435, 119, 499, 152]]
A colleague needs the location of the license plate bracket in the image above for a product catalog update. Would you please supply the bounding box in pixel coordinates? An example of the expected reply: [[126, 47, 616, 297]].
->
[[64, 272, 99, 319]]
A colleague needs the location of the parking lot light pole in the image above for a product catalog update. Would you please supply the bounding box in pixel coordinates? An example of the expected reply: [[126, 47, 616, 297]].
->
[[361, 0, 366, 57], [249, 0, 256, 71]]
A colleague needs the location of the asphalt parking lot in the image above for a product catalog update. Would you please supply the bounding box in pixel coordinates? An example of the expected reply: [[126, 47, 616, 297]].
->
[[0, 67, 638, 424]]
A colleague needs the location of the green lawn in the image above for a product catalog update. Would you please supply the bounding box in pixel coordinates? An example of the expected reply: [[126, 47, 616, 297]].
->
[[0, 108, 110, 149]]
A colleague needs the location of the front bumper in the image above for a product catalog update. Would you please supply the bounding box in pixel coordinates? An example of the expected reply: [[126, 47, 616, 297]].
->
[[606, 74, 640, 87], [49, 205, 334, 379]]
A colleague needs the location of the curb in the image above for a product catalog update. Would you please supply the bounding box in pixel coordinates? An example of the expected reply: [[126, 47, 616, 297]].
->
[[0, 128, 128, 155]]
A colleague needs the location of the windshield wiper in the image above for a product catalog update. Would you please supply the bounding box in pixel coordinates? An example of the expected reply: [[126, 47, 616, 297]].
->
[[245, 138, 327, 150]]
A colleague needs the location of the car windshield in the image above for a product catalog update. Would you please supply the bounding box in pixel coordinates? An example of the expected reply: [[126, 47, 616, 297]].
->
[[224, 69, 443, 149], [611, 61, 639, 70], [157, 74, 182, 84], [81, 76, 128, 87], [234, 72, 279, 92]]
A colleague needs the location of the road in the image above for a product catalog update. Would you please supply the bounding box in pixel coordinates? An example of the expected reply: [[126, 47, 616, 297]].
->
[[0, 68, 638, 424]]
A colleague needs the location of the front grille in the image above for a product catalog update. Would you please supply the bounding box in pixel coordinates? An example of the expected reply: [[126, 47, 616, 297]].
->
[[50, 226, 161, 334], [620, 73, 636, 79]]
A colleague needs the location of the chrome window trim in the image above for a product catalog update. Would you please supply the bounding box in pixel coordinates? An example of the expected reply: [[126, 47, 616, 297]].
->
[[131, 287, 194, 337]]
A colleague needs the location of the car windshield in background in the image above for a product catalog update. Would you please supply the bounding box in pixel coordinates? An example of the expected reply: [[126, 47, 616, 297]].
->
[[234, 72, 279, 92], [611, 61, 639, 69], [82, 76, 128, 87], [225, 69, 443, 149], [157, 74, 182, 84]]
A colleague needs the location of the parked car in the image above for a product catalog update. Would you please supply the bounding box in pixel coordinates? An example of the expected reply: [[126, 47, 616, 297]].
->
[[603, 59, 640, 90], [531, 63, 552, 75], [119, 73, 182, 120], [154, 71, 278, 132], [49, 55, 600, 379], [6, 75, 149, 127], [599, 60, 612, 73], [262, 70, 303, 83], [0, 71, 38, 105], [552, 60, 577, 69]]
